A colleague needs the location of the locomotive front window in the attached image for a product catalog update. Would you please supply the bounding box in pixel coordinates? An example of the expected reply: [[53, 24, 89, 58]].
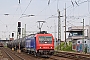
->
[[39, 36, 52, 44]]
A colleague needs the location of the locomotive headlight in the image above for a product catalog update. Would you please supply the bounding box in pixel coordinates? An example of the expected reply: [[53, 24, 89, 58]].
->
[[51, 47, 52, 48], [40, 47, 42, 48]]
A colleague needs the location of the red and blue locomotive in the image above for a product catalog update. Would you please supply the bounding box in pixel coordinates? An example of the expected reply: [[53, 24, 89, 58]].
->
[[7, 31, 54, 56]]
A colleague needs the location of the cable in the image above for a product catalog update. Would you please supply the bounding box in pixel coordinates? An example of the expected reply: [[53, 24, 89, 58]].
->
[[19, 4, 22, 14], [7, 4, 20, 34], [63, 0, 89, 23], [0, 20, 6, 25], [19, 0, 32, 18], [67, 21, 79, 28], [9, 0, 33, 31], [25, 0, 56, 25], [9, 4, 19, 24], [36, 0, 56, 16], [7, 0, 89, 37], [45, 0, 86, 20]]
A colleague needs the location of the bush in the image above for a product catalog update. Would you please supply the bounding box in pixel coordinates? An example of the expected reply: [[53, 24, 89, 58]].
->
[[55, 42, 73, 51]]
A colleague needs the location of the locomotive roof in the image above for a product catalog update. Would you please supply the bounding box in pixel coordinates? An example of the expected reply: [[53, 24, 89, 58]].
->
[[27, 31, 49, 36], [36, 31, 49, 34], [29, 34, 35, 35]]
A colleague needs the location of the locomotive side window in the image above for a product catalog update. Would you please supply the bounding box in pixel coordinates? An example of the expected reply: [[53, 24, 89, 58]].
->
[[39, 36, 52, 44]]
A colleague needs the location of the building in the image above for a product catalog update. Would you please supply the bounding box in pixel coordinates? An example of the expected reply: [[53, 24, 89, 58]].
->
[[66, 25, 89, 51], [76, 39, 90, 53], [0, 40, 10, 47]]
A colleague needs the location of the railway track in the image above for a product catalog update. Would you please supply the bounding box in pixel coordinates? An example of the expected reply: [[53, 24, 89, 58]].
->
[[37, 55, 72, 60], [48, 55, 72, 60], [2, 47, 89, 60], [1, 47, 25, 60], [19, 49, 58, 60], [54, 51, 90, 60], [1, 47, 41, 60], [10, 49, 71, 60]]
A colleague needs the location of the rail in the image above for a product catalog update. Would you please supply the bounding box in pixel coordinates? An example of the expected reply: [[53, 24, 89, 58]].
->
[[4, 50, 14, 60], [54, 51, 90, 60], [3, 48, 25, 60]]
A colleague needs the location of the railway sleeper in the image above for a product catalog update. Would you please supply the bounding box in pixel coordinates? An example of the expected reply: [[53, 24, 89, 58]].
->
[[75, 55, 81, 59], [64, 55, 71, 58], [68, 56, 75, 59], [81, 56, 90, 59], [58, 54, 65, 57]]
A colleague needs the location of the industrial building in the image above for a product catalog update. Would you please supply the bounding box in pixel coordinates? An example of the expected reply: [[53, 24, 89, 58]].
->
[[66, 25, 90, 53]]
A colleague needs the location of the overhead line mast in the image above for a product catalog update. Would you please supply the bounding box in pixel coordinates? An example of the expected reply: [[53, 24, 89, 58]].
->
[[65, 3, 67, 47], [58, 9, 63, 50]]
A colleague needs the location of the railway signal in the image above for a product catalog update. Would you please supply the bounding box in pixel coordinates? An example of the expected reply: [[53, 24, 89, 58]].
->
[[18, 28, 21, 35], [12, 33, 14, 37], [17, 21, 21, 53], [18, 22, 21, 35], [18, 22, 21, 27]]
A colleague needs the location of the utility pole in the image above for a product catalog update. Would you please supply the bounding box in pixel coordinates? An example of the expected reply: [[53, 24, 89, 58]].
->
[[58, 9, 61, 50], [82, 19, 84, 52], [54, 20, 57, 48], [25, 24, 26, 36], [22, 28, 24, 37], [58, 9, 63, 50], [65, 3, 67, 47]]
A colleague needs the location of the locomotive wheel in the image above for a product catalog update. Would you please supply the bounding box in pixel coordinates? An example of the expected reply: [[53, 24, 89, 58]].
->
[[34, 52, 37, 57]]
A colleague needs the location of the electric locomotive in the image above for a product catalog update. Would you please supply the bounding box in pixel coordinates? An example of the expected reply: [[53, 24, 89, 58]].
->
[[7, 31, 54, 56]]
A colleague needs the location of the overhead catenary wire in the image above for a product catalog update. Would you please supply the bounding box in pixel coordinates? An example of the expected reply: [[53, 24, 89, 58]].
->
[[71, 0, 74, 7], [45, 0, 87, 20], [44, 0, 89, 41], [45, 0, 89, 35], [36, 0, 56, 16], [9, 0, 33, 30], [3, 1, 22, 39], [66, 21, 81, 29], [4, 0, 90, 39], [8, 4, 22, 31], [25, 0, 56, 25], [19, 0, 32, 19], [9, 4, 20, 25], [45, 0, 79, 20], [0, 20, 6, 25], [67, 0, 89, 19]]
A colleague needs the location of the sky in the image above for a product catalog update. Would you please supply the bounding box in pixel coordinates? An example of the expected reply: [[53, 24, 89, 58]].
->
[[0, 0, 90, 40]]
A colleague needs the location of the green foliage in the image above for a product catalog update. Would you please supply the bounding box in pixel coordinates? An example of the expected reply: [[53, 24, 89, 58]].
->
[[84, 46, 87, 54], [55, 41, 74, 51]]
